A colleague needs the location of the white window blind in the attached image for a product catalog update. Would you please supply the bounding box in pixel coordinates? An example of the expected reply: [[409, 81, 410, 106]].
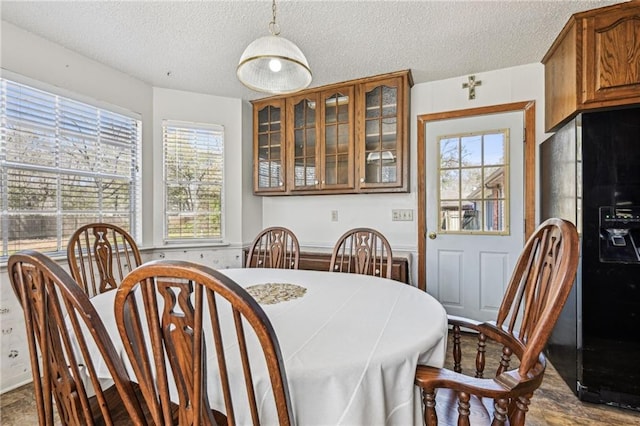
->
[[0, 78, 141, 256], [163, 120, 224, 242]]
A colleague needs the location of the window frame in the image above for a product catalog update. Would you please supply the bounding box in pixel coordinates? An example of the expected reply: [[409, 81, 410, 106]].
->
[[437, 128, 510, 235], [0, 74, 142, 257], [162, 119, 225, 244]]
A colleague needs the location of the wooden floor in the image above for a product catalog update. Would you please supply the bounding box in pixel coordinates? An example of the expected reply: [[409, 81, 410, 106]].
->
[[2, 334, 640, 425]]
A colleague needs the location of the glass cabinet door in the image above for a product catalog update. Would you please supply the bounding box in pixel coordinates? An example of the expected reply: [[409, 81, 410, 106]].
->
[[321, 87, 354, 189], [254, 101, 286, 193], [251, 71, 411, 195], [358, 77, 406, 190], [287, 94, 320, 191]]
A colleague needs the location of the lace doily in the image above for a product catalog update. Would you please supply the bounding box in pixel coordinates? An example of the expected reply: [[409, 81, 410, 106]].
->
[[245, 283, 307, 305]]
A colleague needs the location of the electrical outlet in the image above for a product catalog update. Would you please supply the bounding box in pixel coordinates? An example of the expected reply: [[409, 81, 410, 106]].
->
[[392, 209, 414, 221], [331, 210, 339, 222]]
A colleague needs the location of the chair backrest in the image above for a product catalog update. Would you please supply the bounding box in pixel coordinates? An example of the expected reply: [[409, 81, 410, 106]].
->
[[8, 250, 146, 426], [114, 259, 294, 426], [246, 226, 300, 269], [67, 223, 142, 297], [496, 217, 579, 377], [329, 227, 393, 279]]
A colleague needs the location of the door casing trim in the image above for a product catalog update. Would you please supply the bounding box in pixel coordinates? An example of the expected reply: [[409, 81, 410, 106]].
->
[[417, 101, 536, 291]]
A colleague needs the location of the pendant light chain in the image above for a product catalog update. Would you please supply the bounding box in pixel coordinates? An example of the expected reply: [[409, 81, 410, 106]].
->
[[269, 0, 281, 36]]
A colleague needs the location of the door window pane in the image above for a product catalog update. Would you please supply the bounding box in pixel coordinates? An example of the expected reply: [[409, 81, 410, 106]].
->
[[437, 129, 509, 234]]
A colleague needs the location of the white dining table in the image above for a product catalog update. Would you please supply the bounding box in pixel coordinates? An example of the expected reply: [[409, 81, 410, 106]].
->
[[87, 267, 448, 426]]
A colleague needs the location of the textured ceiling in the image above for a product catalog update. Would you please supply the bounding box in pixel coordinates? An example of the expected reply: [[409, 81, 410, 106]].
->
[[0, 0, 626, 101]]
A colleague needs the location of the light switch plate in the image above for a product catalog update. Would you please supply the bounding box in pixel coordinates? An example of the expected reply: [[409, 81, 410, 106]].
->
[[392, 209, 413, 221]]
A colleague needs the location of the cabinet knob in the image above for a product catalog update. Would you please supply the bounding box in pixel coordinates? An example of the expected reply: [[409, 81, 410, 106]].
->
[[314, 180, 319, 185], [360, 177, 365, 183], [279, 181, 283, 186]]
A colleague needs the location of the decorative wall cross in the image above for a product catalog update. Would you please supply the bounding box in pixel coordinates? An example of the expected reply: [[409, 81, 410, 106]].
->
[[462, 75, 482, 100]]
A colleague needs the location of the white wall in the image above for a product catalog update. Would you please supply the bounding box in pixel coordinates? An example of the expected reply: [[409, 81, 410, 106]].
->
[[0, 21, 156, 245], [142, 88, 259, 268], [241, 101, 263, 245], [410, 63, 549, 225], [411, 63, 548, 149], [0, 21, 156, 392], [151, 87, 249, 247]]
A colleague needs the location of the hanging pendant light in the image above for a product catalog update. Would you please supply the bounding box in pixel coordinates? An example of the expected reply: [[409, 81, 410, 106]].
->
[[237, 0, 312, 94]]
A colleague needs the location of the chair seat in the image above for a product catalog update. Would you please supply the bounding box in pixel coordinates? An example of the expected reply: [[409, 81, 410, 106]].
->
[[435, 388, 510, 426]]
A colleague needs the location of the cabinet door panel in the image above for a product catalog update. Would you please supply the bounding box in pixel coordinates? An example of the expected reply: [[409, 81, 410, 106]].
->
[[321, 88, 354, 190], [254, 101, 286, 193], [358, 77, 407, 190], [583, 4, 640, 105], [288, 93, 321, 190]]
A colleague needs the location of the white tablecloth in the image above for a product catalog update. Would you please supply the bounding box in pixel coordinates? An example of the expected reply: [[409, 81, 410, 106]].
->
[[89, 268, 448, 426]]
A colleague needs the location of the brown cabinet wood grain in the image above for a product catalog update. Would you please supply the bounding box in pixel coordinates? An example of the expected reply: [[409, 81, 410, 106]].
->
[[243, 249, 410, 284], [253, 99, 287, 194], [542, 1, 640, 132], [356, 76, 410, 193], [251, 70, 412, 195]]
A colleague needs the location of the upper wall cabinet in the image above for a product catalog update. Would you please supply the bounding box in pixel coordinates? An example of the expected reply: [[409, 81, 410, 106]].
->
[[252, 70, 413, 195], [357, 76, 408, 191], [254, 99, 286, 193], [542, 1, 640, 132]]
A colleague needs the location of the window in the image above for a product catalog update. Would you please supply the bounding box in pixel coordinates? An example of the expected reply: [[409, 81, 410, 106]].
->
[[0, 78, 141, 256], [438, 129, 509, 234], [163, 120, 224, 242]]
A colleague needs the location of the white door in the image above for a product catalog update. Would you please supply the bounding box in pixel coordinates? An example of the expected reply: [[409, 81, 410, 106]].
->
[[425, 112, 524, 322]]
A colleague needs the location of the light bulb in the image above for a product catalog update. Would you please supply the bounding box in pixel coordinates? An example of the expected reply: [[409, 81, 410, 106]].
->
[[269, 58, 282, 73]]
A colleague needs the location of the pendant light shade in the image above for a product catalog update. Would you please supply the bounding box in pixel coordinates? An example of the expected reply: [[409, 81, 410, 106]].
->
[[237, 0, 312, 94]]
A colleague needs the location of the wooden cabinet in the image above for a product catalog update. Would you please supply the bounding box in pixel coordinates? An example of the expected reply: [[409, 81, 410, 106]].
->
[[542, 1, 640, 132], [243, 249, 410, 284], [286, 87, 355, 192], [287, 92, 319, 190], [252, 70, 412, 195], [298, 251, 409, 284], [320, 87, 355, 191], [253, 99, 286, 193], [357, 76, 408, 192]]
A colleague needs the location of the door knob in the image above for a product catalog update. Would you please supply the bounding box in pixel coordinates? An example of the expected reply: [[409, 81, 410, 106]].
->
[[428, 232, 437, 240]]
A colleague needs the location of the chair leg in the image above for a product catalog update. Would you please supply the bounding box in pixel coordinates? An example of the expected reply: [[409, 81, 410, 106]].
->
[[475, 333, 486, 378], [422, 388, 437, 425], [491, 398, 508, 426], [508, 394, 531, 426], [457, 392, 471, 426], [453, 325, 462, 373]]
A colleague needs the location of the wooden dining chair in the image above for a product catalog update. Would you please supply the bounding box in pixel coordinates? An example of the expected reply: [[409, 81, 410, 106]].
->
[[8, 250, 147, 426], [114, 259, 294, 426], [67, 222, 142, 297], [246, 226, 300, 269], [329, 227, 393, 279], [414, 218, 580, 426]]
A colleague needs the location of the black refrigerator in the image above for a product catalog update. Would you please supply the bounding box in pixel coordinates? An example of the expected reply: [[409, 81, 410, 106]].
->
[[541, 106, 640, 411]]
